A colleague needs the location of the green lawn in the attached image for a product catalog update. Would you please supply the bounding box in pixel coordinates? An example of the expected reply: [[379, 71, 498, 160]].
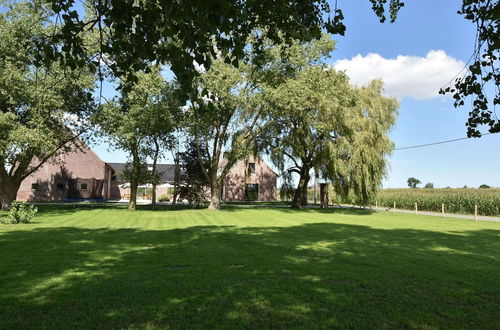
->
[[1, 205, 499, 329]]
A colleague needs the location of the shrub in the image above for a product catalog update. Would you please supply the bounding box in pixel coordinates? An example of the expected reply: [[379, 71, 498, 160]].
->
[[4, 202, 38, 224], [158, 194, 170, 202], [178, 185, 208, 207], [479, 184, 490, 189]]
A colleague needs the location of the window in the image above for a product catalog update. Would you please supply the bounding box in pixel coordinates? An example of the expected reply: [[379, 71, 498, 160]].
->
[[245, 184, 259, 201], [248, 162, 256, 174], [111, 171, 117, 181], [56, 183, 64, 191], [31, 183, 39, 190], [80, 183, 88, 190]]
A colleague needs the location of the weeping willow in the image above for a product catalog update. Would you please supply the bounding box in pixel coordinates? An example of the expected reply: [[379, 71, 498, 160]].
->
[[327, 80, 398, 206], [258, 34, 398, 208]]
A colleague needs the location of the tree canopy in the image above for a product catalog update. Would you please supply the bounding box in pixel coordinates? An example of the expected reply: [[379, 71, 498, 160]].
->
[[0, 1, 95, 210], [407, 177, 421, 189], [185, 54, 263, 210], [95, 67, 178, 210], [261, 35, 398, 208], [440, 0, 499, 137], [39, 0, 497, 136]]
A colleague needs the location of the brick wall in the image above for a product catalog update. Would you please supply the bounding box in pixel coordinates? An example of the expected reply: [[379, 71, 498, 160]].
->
[[223, 157, 277, 201], [17, 145, 109, 201]]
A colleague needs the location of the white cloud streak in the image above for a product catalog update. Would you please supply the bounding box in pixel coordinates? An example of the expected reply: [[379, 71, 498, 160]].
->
[[333, 50, 465, 100]]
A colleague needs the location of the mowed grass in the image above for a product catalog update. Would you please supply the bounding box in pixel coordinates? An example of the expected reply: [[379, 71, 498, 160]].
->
[[1, 205, 499, 329]]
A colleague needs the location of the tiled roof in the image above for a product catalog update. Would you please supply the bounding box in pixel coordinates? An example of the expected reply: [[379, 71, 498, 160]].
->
[[107, 163, 176, 183]]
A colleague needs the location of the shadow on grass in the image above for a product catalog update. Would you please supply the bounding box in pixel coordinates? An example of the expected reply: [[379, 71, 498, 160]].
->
[[31, 203, 205, 217], [220, 205, 376, 216], [32, 203, 377, 218], [0, 222, 499, 328]]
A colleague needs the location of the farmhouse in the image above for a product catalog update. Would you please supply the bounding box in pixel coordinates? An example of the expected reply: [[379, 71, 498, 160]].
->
[[222, 157, 277, 201], [16, 145, 114, 201], [16, 144, 277, 202]]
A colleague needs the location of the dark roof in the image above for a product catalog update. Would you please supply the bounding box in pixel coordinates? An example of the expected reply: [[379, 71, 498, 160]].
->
[[107, 163, 176, 183]]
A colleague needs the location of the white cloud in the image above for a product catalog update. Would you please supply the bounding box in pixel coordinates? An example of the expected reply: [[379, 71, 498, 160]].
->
[[333, 50, 465, 100], [193, 60, 206, 74]]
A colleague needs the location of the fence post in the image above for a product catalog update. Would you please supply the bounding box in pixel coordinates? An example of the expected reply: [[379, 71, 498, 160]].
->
[[475, 205, 478, 222], [415, 202, 418, 215], [393, 201, 396, 212], [441, 203, 444, 217]]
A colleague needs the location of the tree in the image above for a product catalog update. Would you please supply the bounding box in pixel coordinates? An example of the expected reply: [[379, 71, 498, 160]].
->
[[440, 1, 499, 137], [41, 0, 352, 87], [328, 81, 398, 206], [262, 36, 398, 208], [424, 182, 434, 189], [142, 83, 180, 209], [186, 55, 264, 210], [407, 177, 421, 189], [44, 1, 496, 136], [479, 184, 490, 188], [96, 68, 176, 210], [0, 1, 95, 210], [177, 142, 210, 207]]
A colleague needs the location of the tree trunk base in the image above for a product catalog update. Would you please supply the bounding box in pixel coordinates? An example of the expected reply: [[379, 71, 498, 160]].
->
[[208, 203, 220, 210], [1, 186, 19, 211], [209, 189, 221, 210]]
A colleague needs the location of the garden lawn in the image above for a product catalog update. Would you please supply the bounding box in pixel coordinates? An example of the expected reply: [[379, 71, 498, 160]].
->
[[1, 205, 499, 329]]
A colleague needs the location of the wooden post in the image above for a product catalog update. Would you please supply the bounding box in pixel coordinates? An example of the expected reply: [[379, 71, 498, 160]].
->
[[415, 202, 418, 215], [393, 201, 396, 212], [474, 205, 478, 222], [441, 203, 444, 217]]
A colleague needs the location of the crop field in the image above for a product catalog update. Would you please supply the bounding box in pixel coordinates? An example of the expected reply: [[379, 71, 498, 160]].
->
[[376, 188, 500, 216]]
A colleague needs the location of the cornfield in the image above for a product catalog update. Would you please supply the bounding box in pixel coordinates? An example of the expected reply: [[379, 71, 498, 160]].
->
[[375, 188, 500, 216]]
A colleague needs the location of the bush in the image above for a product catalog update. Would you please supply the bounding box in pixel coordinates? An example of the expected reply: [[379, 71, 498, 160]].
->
[[3, 202, 38, 224], [178, 185, 208, 207], [158, 194, 170, 202]]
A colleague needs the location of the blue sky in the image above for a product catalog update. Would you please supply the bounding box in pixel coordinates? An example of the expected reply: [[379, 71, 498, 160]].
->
[[92, 0, 500, 188], [323, 0, 500, 188]]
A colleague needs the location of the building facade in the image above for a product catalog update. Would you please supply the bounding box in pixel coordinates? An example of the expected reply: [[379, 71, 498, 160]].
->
[[222, 157, 277, 201], [17, 145, 113, 201], [16, 146, 277, 202]]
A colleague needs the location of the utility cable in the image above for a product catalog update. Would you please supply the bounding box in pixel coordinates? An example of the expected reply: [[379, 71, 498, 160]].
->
[[394, 132, 496, 151]]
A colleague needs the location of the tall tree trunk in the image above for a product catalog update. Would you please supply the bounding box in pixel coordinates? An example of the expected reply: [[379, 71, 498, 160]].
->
[[301, 187, 308, 206], [208, 179, 221, 210], [172, 155, 179, 206], [129, 183, 137, 211], [291, 167, 310, 209], [0, 179, 20, 211], [128, 147, 141, 211], [320, 183, 329, 208], [151, 139, 159, 210]]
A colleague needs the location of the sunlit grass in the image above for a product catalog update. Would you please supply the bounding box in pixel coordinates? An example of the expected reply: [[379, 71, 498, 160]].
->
[[1, 205, 499, 328]]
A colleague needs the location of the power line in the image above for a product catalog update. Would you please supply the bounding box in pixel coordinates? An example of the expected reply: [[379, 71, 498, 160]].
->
[[394, 132, 496, 151]]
